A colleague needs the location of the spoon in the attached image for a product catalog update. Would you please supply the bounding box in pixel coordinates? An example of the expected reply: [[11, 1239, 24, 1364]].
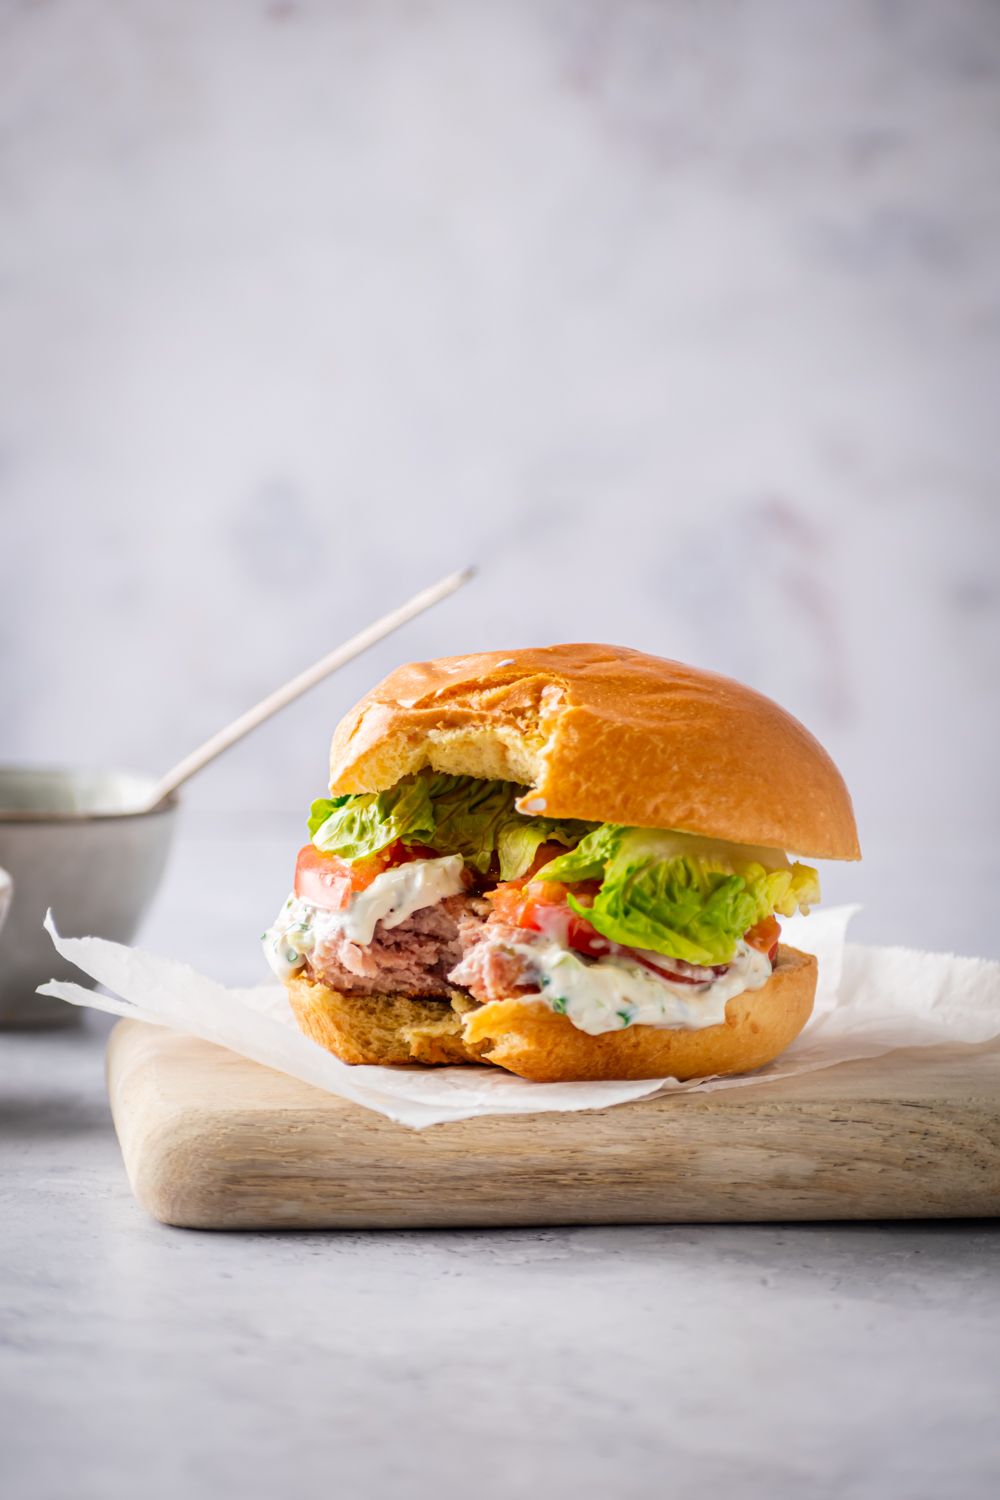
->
[[141, 565, 475, 812]]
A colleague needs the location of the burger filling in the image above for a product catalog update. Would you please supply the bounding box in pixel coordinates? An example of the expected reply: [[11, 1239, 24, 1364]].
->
[[263, 770, 820, 1037], [264, 856, 490, 997], [450, 928, 774, 1037]]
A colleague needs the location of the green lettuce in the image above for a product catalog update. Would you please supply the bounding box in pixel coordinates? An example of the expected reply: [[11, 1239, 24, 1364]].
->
[[309, 771, 593, 879], [496, 820, 575, 882], [307, 797, 350, 839], [418, 776, 518, 874], [308, 778, 821, 960], [308, 779, 436, 861], [534, 823, 625, 883], [539, 827, 820, 965]]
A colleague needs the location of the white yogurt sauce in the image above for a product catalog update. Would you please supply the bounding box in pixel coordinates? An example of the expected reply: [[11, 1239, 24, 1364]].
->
[[497, 932, 773, 1036], [263, 854, 466, 981]]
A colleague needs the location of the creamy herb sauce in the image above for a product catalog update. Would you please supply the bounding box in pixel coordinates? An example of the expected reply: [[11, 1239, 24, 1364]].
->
[[500, 933, 773, 1036], [262, 854, 466, 981]]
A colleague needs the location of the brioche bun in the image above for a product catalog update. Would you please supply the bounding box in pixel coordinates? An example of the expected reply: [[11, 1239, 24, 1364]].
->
[[285, 945, 817, 1083], [329, 644, 859, 860], [296, 645, 847, 1083]]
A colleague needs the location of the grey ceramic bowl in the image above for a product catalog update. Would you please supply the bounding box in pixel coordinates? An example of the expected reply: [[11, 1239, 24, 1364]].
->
[[0, 768, 177, 1027]]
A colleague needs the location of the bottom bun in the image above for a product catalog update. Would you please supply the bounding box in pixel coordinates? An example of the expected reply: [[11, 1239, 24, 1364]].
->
[[285, 980, 487, 1067], [285, 943, 817, 1082]]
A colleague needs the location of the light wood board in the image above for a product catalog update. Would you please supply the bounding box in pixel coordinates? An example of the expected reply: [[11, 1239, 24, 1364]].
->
[[106, 1018, 1000, 1229]]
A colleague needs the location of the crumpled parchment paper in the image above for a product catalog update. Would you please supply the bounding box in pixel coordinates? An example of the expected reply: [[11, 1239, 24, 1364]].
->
[[38, 907, 1000, 1128]]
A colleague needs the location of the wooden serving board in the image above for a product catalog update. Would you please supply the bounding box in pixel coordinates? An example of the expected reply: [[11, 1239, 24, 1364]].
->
[[106, 1019, 1000, 1229]]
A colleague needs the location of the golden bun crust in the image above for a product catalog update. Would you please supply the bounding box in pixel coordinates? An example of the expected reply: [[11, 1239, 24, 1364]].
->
[[328, 644, 859, 860], [285, 945, 817, 1083]]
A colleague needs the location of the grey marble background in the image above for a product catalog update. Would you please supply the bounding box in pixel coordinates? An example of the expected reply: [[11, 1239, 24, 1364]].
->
[[2, 0, 999, 966]]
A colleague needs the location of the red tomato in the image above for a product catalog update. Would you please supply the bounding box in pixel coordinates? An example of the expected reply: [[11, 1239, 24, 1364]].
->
[[745, 915, 781, 961], [521, 903, 613, 958], [294, 842, 402, 910], [510, 889, 614, 960], [485, 882, 529, 924], [488, 879, 588, 929], [564, 911, 614, 958]]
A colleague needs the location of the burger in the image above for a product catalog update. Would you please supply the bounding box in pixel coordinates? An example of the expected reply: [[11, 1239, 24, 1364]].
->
[[263, 644, 859, 1082]]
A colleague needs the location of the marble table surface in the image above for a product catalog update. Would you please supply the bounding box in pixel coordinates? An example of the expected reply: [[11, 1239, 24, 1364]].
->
[[3, 1023, 999, 1500], [2, 823, 999, 1500]]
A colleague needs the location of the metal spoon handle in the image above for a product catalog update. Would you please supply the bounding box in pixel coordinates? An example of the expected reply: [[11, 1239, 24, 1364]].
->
[[143, 566, 475, 811]]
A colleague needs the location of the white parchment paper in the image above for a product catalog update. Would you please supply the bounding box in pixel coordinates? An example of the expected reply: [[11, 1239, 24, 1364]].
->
[[38, 908, 1000, 1128]]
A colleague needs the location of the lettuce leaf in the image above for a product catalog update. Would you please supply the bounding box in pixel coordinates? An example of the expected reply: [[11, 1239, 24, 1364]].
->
[[533, 824, 626, 883], [541, 827, 820, 965], [307, 796, 352, 839], [495, 818, 590, 882], [419, 775, 516, 874], [309, 771, 593, 879], [309, 778, 821, 958], [310, 778, 437, 860], [567, 860, 756, 965]]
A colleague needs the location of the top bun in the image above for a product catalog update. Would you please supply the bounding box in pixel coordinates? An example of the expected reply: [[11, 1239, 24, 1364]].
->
[[328, 644, 860, 860]]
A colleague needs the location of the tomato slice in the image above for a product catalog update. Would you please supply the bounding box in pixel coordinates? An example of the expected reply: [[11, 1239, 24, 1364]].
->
[[745, 915, 781, 961], [294, 842, 404, 911], [488, 879, 583, 924], [523, 903, 613, 957]]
